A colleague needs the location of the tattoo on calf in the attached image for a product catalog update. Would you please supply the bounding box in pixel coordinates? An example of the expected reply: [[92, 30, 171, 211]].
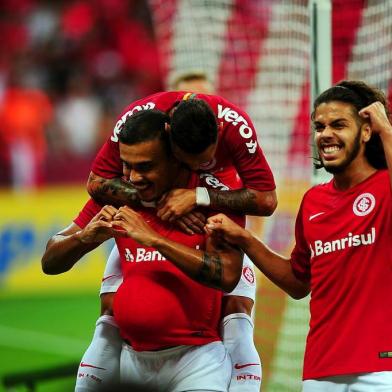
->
[[197, 253, 223, 289]]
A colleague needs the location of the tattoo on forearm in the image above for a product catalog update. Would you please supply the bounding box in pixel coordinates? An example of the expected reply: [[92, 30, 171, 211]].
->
[[197, 253, 223, 289], [88, 173, 140, 208], [209, 188, 258, 214]]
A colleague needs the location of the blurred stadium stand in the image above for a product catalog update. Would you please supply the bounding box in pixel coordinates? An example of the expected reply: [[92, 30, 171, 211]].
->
[[1, 1, 392, 391], [0, 0, 162, 189]]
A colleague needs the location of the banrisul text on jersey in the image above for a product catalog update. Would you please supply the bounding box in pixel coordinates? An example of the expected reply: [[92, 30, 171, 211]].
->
[[310, 227, 376, 258]]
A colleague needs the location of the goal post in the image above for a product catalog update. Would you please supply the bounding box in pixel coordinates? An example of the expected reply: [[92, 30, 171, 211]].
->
[[310, 0, 332, 185]]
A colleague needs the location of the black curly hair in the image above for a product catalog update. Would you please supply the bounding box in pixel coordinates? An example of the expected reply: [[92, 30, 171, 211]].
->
[[312, 80, 389, 170]]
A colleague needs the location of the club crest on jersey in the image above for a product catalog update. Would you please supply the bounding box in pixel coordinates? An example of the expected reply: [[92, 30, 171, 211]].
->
[[353, 193, 376, 217], [242, 266, 255, 285]]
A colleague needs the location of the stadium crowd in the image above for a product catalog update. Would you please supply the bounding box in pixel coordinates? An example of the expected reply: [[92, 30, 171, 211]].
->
[[0, 0, 162, 188]]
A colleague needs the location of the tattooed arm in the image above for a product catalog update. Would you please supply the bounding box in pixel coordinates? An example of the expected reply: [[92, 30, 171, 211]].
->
[[87, 172, 141, 208], [195, 239, 244, 291], [208, 188, 277, 216], [157, 187, 277, 222], [113, 206, 243, 292], [150, 232, 243, 292]]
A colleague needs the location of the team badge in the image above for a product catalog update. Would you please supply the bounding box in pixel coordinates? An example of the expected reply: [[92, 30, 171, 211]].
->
[[242, 266, 255, 285], [353, 193, 376, 217]]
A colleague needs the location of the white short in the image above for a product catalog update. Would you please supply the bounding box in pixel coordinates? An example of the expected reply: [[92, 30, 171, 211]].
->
[[100, 246, 257, 302], [224, 254, 256, 301], [120, 341, 231, 391], [302, 372, 392, 392], [100, 246, 122, 295]]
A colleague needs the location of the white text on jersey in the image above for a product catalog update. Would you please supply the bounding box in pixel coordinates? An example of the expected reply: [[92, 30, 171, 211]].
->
[[199, 173, 229, 191], [217, 104, 258, 154], [125, 245, 201, 263], [125, 248, 166, 262], [111, 102, 156, 142], [310, 227, 376, 257]]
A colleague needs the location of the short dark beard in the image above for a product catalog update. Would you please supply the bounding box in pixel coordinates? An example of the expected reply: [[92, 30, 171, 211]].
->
[[322, 128, 362, 174]]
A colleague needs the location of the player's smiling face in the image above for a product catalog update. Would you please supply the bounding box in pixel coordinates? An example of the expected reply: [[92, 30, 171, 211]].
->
[[120, 138, 178, 202], [313, 101, 369, 174]]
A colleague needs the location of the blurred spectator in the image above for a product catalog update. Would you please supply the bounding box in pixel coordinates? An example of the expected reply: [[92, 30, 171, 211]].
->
[[0, 0, 162, 187], [54, 72, 102, 157], [170, 71, 215, 93], [0, 67, 53, 189]]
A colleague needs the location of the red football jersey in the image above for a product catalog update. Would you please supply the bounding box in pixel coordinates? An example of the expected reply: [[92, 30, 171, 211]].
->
[[91, 91, 276, 191], [74, 172, 245, 351], [113, 210, 223, 351], [291, 170, 392, 379]]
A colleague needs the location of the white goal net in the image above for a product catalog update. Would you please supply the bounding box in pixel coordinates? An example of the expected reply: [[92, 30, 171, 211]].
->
[[148, 1, 392, 390]]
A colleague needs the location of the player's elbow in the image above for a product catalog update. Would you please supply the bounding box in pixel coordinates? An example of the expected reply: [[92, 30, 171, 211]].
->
[[86, 171, 105, 202], [254, 190, 277, 216], [221, 263, 242, 292], [41, 257, 56, 275], [86, 172, 96, 198], [288, 284, 310, 300], [41, 253, 70, 275], [263, 193, 277, 216], [221, 277, 240, 293]]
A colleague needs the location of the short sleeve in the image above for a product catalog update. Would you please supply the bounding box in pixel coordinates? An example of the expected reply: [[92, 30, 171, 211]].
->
[[222, 104, 276, 191], [290, 200, 311, 282], [73, 199, 102, 229]]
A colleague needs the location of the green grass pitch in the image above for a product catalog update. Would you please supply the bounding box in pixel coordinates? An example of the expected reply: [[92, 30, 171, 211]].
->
[[0, 292, 99, 392]]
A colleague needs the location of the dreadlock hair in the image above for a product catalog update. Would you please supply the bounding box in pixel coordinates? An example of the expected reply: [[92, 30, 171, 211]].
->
[[312, 80, 389, 170]]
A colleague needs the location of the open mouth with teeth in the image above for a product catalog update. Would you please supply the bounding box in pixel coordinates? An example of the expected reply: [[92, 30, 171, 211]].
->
[[131, 182, 151, 191], [320, 144, 342, 160]]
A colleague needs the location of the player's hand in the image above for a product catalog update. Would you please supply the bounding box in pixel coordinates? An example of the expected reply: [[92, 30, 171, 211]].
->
[[78, 205, 119, 244], [112, 206, 160, 247], [359, 102, 392, 136], [157, 188, 197, 222], [174, 211, 207, 235], [91, 205, 119, 223], [205, 213, 250, 248]]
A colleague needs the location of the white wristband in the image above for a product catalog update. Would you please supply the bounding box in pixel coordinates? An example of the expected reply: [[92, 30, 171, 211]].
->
[[196, 187, 211, 206]]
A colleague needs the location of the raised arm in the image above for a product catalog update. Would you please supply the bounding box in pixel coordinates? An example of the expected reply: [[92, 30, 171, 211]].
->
[[359, 101, 392, 189], [112, 206, 244, 292], [205, 213, 310, 299], [42, 205, 118, 274]]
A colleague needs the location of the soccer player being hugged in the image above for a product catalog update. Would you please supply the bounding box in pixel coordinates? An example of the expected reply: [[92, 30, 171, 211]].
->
[[205, 80, 392, 392], [72, 74, 277, 391], [42, 109, 245, 391]]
